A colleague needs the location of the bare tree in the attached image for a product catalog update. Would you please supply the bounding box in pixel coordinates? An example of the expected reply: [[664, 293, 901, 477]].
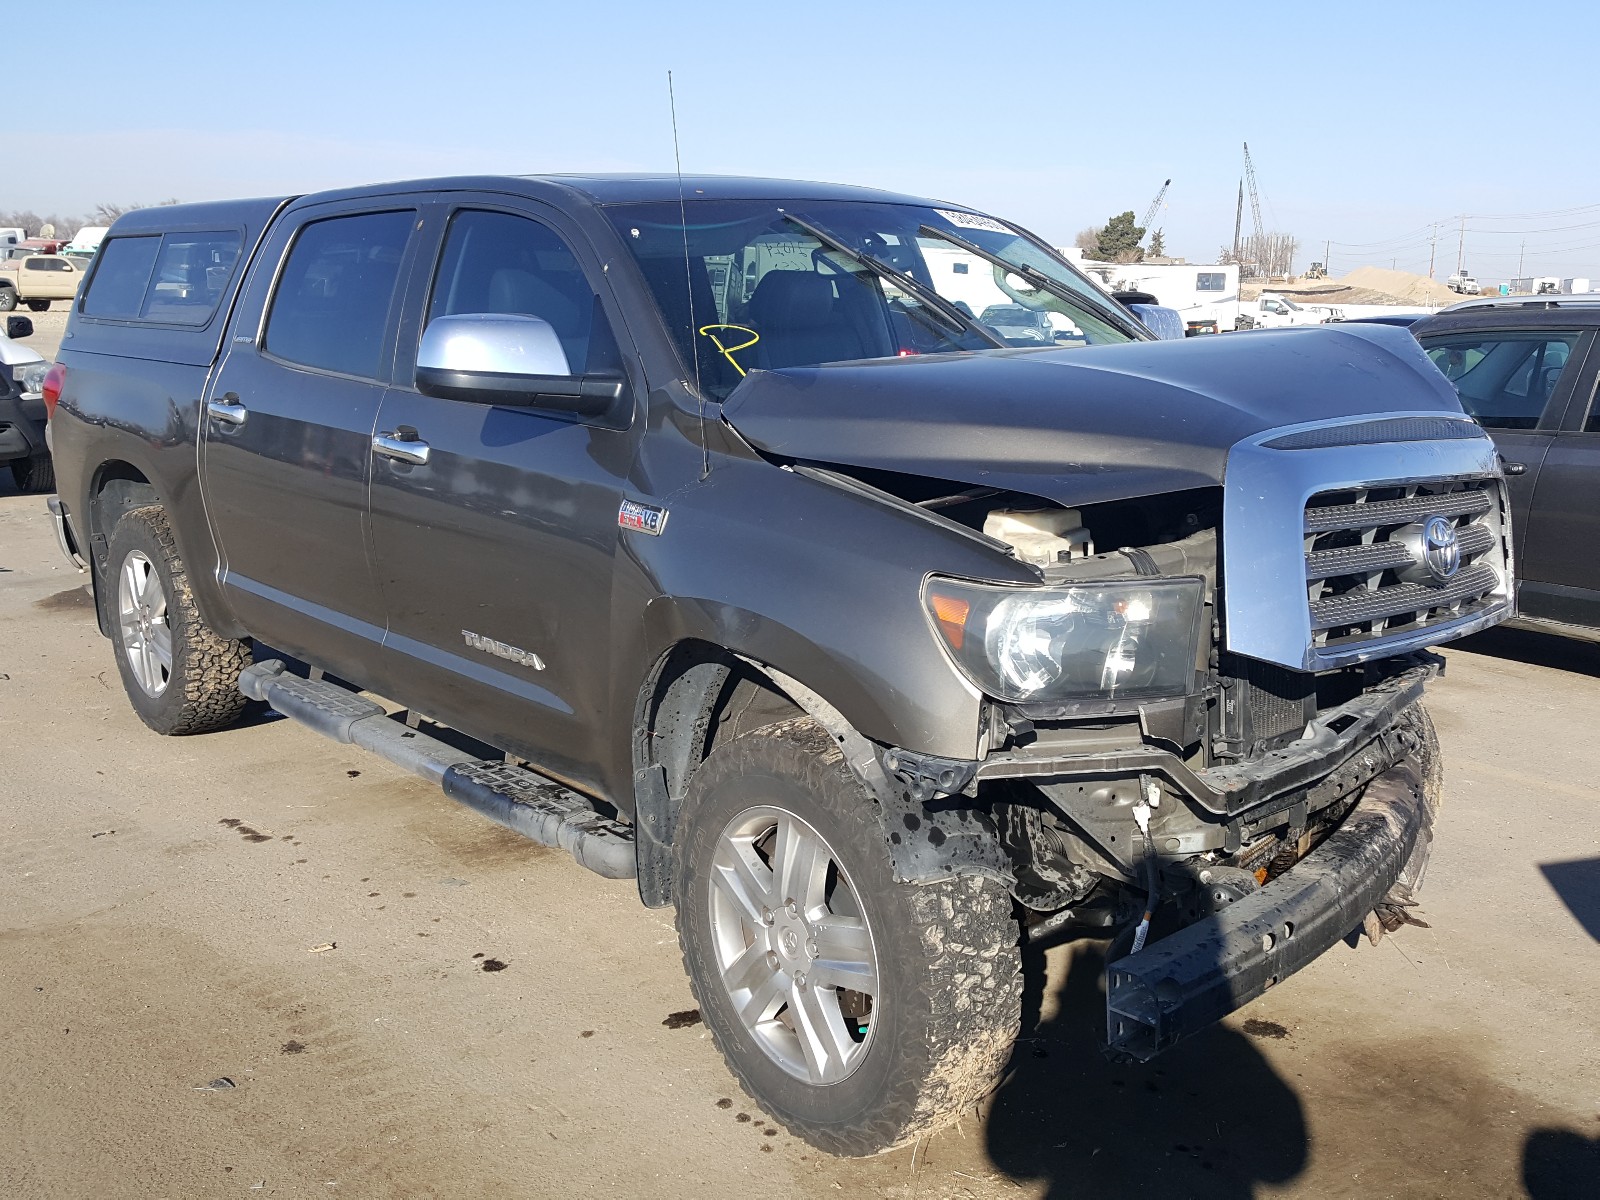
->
[[88, 198, 181, 226], [1074, 225, 1103, 252], [0, 209, 83, 238], [1221, 234, 1299, 279]]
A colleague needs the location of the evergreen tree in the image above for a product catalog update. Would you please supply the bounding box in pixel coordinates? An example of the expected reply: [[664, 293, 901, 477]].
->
[[1092, 212, 1146, 263]]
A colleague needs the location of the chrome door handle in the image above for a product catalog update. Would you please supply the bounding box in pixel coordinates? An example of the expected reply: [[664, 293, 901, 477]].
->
[[206, 396, 248, 426], [372, 431, 431, 466]]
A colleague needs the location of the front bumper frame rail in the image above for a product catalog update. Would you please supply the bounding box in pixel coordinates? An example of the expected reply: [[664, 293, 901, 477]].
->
[[1104, 759, 1432, 1060]]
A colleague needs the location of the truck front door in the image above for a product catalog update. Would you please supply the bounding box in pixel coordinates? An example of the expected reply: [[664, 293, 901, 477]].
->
[[200, 203, 421, 681], [1520, 348, 1600, 626], [19, 255, 79, 300], [1420, 325, 1594, 615], [367, 203, 640, 794]]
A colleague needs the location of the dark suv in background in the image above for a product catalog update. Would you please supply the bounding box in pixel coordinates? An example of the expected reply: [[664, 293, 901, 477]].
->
[[1414, 297, 1600, 636]]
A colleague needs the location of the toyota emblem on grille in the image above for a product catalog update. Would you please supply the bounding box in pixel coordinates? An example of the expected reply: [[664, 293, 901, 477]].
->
[[1422, 515, 1461, 581]]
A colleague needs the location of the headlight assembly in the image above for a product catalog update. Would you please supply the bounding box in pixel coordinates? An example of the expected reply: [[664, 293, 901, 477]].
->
[[924, 575, 1205, 703], [17, 361, 48, 397]]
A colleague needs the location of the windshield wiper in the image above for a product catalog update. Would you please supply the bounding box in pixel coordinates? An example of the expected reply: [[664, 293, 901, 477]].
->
[[781, 211, 1006, 349], [916, 223, 1143, 338]]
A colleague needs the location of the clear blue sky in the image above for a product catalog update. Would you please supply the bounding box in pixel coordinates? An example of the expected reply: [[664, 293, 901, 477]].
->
[[25, 0, 1600, 282]]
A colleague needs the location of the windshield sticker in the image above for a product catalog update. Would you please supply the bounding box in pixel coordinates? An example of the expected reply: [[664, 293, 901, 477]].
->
[[935, 209, 1010, 234], [698, 324, 760, 377]]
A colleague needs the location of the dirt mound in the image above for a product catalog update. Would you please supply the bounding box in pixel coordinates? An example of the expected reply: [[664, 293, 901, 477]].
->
[[1335, 266, 1463, 306]]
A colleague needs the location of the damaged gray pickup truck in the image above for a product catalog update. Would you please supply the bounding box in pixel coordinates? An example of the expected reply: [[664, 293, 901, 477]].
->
[[45, 176, 1512, 1155]]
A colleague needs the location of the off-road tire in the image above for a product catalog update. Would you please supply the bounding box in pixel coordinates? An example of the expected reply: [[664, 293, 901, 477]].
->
[[1404, 701, 1443, 813], [0, 287, 16, 312], [10, 452, 54, 494], [25, 299, 49, 313], [675, 716, 1022, 1156], [107, 505, 251, 735]]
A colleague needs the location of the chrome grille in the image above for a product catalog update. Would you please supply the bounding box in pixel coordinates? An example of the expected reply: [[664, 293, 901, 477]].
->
[[1303, 477, 1508, 653]]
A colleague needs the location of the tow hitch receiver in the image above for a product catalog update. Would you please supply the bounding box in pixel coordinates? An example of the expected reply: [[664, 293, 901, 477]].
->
[[1105, 761, 1432, 1060]]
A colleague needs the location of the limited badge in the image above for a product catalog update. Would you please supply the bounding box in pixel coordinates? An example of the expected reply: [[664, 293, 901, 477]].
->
[[618, 498, 669, 536]]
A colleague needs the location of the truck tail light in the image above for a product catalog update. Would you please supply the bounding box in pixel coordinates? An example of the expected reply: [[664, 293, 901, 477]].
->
[[42, 363, 65, 419]]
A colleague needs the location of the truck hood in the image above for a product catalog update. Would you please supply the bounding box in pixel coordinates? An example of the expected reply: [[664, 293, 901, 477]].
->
[[0, 336, 45, 367], [718, 324, 1464, 507]]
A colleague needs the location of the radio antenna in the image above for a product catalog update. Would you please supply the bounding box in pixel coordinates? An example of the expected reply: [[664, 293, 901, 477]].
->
[[668, 70, 710, 480]]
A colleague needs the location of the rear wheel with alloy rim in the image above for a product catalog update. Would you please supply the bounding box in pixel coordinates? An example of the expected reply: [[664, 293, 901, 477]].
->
[[106, 505, 251, 735], [675, 716, 1021, 1156]]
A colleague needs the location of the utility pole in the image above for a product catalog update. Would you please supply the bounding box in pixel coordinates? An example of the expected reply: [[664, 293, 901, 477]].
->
[[1456, 215, 1465, 277], [1428, 223, 1438, 279], [1518, 239, 1526, 281], [1323, 239, 1330, 276]]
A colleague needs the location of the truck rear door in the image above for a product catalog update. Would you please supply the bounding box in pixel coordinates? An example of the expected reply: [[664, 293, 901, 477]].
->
[[199, 201, 423, 682]]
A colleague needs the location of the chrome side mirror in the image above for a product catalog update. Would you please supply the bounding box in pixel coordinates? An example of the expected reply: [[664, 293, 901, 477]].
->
[[415, 313, 625, 421]]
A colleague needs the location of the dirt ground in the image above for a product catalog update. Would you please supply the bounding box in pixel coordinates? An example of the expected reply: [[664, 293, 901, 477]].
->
[[1, 323, 1597, 1197]]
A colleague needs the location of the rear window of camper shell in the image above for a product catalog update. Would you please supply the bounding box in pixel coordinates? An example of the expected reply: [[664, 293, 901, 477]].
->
[[81, 231, 243, 326]]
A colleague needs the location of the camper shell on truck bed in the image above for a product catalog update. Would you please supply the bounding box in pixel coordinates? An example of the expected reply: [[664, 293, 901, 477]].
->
[[46, 174, 1509, 1156]]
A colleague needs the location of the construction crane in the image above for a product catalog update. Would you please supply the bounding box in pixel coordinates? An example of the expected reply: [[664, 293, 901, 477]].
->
[[1232, 143, 1274, 277], [1140, 179, 1171, 244], [1241, 143, 1265, 245]]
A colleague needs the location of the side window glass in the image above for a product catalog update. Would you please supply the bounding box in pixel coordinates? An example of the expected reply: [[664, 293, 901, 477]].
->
[[141, 232, 242, 325], [1423, 332, 1581, 430], [265, 210, 413, 379], [1586, 379, 1600, 433], [427, 209, 608, 374], [81, 236, 161, 317]]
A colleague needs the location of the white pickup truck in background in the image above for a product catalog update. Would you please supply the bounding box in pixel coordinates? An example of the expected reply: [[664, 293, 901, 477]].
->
[[1246, 293, 1333, 328]]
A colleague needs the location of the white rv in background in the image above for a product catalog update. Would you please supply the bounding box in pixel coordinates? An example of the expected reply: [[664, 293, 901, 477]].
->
[[1059, 250, 1243, 333]]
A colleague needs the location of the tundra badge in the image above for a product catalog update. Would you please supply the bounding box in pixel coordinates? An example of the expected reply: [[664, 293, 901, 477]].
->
[[462, 630, 546, 670]]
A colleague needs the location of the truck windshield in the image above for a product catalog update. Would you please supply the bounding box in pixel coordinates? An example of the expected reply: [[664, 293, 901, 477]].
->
[[605, 199, 1140, 399]]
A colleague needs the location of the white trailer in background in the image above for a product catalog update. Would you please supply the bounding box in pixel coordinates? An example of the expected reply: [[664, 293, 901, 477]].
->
[[1059, 250, 1243, 333], [64, 225, 109, 259]]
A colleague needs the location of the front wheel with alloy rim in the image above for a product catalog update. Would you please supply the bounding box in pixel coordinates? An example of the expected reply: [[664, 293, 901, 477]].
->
[[106, 505, 252, 735], [675, 716, 1022, 1156]]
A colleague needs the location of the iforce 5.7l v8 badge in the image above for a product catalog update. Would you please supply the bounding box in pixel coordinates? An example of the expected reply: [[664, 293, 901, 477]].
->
[[618, 499, 669, 536]]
